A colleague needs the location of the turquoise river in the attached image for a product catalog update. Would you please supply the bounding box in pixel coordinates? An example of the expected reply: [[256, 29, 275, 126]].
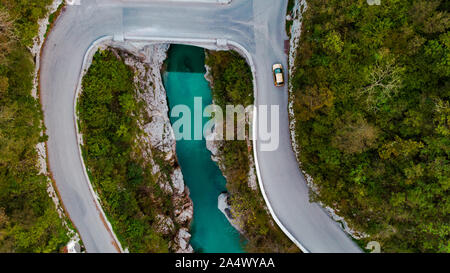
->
[[163, 44, 244, 253]]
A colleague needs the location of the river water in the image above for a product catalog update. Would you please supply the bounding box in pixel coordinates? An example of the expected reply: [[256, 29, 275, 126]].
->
[[163, 44, 244, 253]]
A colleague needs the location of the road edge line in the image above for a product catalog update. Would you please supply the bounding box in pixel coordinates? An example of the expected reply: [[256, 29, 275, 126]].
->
[[73, 36, 125, 253], [226, 40, 310, 254]]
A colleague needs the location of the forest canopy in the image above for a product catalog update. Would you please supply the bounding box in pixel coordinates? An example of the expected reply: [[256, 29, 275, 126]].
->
[[291, 0, 449, 252], [0, 1, 69, 252]]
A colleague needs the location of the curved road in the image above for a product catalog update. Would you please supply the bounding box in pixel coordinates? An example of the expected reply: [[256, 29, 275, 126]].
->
[[40, 0, 362, 253]]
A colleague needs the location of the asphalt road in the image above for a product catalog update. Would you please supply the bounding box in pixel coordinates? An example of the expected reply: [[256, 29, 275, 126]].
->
[[40, 0, 362, 253]]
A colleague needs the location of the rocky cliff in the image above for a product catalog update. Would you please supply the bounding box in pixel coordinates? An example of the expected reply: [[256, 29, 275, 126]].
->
[[108, 43, 195, 253]]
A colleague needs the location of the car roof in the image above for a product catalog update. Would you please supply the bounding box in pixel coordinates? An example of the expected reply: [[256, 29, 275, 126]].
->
[[273, 64, 282, 70], [275, 73, 284, 83]]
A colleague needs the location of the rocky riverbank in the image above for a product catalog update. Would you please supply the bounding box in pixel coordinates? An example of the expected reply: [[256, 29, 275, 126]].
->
[[96, 43, 194, 253], [204, 59, 259, 236], [206, 120, 259, 235], [217, 193, 244, 234], [204, 50, 299, 252]]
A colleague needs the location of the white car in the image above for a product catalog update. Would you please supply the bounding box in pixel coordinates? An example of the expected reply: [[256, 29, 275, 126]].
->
[[272, 64, 284, 87]]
